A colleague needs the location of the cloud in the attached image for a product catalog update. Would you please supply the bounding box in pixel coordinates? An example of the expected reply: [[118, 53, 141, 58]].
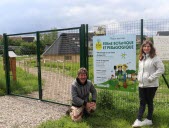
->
[[1, 0, 169, 34]]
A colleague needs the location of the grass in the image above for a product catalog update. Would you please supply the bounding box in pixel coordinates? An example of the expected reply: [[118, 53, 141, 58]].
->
[[41, 60, 80, 78], [36, 88, 169, 128], [0, 59, 7, 95], [36, 43, 169, 128], [37, 93, 169, 128], [0, 57, 39, 95]]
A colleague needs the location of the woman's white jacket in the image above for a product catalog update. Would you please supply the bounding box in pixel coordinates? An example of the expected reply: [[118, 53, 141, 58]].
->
[[137, 54, 165, 88]]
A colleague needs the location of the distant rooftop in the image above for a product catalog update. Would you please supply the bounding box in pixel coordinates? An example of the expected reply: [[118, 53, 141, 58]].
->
[[157, 31, 169, 36]]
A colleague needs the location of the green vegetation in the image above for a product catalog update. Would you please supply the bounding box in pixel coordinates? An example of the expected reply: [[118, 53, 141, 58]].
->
[[0, 59, 7, 95], [40, 28, 58, 53], [97, 89, 115, 109], [0, 28, 58, 55], [37, 116, 90, 128], [0, 42, 169, 127], [36, 43, 169, 128], [41, 61, 80, 78], [95, 77, 137, 92], [37, 89, 169, 128], [10, 67, 39, 94], [0, 57, 39, 95]]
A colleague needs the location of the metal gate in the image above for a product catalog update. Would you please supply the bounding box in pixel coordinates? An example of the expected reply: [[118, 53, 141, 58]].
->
[[3, 24, 88, 105]]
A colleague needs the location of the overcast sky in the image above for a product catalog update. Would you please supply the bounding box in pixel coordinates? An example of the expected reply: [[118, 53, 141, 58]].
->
[[1, 0, 169, 35]]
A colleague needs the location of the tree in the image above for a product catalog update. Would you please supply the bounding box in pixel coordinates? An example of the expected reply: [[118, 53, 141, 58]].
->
[[0, 38, 3, 45], [20, 42, 36, 55], [40, 28, 58, 53], [8, 37, 23, 46]]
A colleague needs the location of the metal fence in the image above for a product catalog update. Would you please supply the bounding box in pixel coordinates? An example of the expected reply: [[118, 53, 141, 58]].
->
[[2, 25, 88, 105], [1, 19, 169, 112], [88, 19, 169, 112]]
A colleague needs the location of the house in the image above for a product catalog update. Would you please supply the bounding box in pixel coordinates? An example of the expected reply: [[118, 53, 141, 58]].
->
[[43, 32, 95, 61], [42, 33, 80, 62], [22, 37, 35, 42], [156, 31, 169, 36], [0, 35, 34, 42]]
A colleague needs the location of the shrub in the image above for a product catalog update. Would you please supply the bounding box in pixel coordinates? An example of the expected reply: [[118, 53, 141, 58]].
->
[[97, 89, 114, 110], [0, 89, 5, 96]]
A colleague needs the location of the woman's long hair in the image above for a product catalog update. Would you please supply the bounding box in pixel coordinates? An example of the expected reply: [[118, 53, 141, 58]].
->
[[139, 40, 156, 61]]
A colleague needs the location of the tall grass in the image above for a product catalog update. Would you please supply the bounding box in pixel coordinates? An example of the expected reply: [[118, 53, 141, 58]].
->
[[10, 67, 39, 94], [0, 57, 38, 95], [41, 60, 80, 78], [0, 57, 7, 95]]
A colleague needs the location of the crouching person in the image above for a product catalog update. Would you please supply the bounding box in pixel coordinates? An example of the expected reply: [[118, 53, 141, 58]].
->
[[70, 67, 97, 122]]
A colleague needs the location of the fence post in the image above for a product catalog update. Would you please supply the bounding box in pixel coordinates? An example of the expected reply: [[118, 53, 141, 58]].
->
[[85, 24, 89, 73], [3, 33, 11, 94], [36, 31, 42, 100], [80, 24, 86, 68], [141, 19, 144, 44]]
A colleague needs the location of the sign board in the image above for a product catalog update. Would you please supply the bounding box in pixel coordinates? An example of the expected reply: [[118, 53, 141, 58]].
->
[[9, 51, 17, 57], [153, 36, 169, 60], [93, 34, 136, 92]]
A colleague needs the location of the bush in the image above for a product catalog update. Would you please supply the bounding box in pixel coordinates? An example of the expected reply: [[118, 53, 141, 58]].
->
[[97, 89, 115, 110], [0, 89, 5, 96]]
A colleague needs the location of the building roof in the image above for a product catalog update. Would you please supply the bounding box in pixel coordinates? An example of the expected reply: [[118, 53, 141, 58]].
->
[[157, 31, 169, 36], [43, 33, 80, 55], [0, 35, 34, 42], [22, 37, 35, 42]]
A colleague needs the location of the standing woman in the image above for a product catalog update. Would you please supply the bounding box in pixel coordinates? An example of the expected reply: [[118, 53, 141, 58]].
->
[[132, 40, 165, 127]]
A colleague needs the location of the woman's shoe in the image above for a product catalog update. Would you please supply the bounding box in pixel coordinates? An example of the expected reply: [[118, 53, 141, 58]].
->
[[142, 118, 153, 126], [132, 119, 143, 127]]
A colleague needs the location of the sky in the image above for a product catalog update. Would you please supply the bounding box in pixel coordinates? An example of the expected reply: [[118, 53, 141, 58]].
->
[[1, 0, 169, 35]]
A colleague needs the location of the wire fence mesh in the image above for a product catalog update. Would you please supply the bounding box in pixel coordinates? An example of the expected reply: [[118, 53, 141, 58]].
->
[[40, 29, 80, 105], [2, 28, 81, 105], [88, 19, 169, 112], [1, 19, 169, 112]]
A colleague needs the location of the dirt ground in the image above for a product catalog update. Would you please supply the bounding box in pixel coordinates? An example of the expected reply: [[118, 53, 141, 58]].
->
[[18, 63, 74, 105]]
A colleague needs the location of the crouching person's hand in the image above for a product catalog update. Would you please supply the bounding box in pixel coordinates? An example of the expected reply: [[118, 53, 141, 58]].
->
[[86, 102, 96, 113]]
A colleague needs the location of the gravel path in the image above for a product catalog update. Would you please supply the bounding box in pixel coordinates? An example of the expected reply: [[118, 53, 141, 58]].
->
[[0, 96, 68, 128], [0, 61, 73, 128]]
